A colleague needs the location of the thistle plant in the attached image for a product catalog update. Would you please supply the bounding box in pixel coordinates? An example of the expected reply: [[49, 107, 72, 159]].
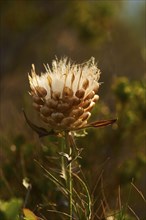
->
[[23, 57, 116, 219]]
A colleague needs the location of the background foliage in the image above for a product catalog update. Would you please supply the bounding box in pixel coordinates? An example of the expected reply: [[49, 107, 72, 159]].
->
[[0, 0, 145, 219]]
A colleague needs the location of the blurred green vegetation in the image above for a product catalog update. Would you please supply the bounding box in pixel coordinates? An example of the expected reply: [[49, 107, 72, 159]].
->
[[0, 0, 145, 219], [0, 198, 22, 220], [1, 77, 145, 219]]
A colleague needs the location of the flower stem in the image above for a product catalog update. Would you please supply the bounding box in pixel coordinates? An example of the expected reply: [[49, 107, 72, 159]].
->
[[65, 132, 73, 220], [69, 145, 73, 220], [61, 138, 67, 182]]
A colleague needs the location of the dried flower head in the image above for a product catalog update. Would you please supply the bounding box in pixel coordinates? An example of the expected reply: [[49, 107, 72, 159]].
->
[[28, 57, 100, 132]]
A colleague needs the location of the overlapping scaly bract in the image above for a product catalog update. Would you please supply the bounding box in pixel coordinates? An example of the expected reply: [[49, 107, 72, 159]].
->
[[28, 57, 100, 131]]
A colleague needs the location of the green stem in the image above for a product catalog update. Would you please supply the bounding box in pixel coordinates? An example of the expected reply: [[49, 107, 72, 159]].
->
[[61, 137, 67, 182], [69, 145, 73, 220], [65, 132, 73, 220]]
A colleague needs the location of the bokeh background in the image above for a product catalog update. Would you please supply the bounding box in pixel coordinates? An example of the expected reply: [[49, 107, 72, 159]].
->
[[0, 0, 146, 219]]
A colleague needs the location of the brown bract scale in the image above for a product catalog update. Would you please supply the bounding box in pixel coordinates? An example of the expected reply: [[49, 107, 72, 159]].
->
[[28, 57, 100, 131], [35, 86, 47, 97], [75, 89, 85, 99], [32, 103, 41, 111], [32, 95, 44, 105], [46, 99, 58, 108]]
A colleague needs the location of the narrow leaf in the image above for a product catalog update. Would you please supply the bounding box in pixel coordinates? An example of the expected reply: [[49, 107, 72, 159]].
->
[[22, 109, 55, 137], [85, 118, 117, 128]]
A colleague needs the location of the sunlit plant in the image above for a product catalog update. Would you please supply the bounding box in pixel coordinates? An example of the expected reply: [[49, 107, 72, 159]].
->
[[23, 57, 116, 220]]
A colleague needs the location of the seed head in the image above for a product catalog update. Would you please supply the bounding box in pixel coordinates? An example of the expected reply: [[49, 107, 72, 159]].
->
[[28, 57, 100, 131]]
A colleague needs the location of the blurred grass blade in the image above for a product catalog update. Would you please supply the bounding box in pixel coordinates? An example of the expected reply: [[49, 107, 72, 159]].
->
[[73, 173, 92, 219], [47, 209, 76, 219]]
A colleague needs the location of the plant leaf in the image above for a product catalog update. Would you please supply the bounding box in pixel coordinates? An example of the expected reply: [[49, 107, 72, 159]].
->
[[85, 118, 117, 128], [22, 109, 55, 137], [23, 208, 38, 220]]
